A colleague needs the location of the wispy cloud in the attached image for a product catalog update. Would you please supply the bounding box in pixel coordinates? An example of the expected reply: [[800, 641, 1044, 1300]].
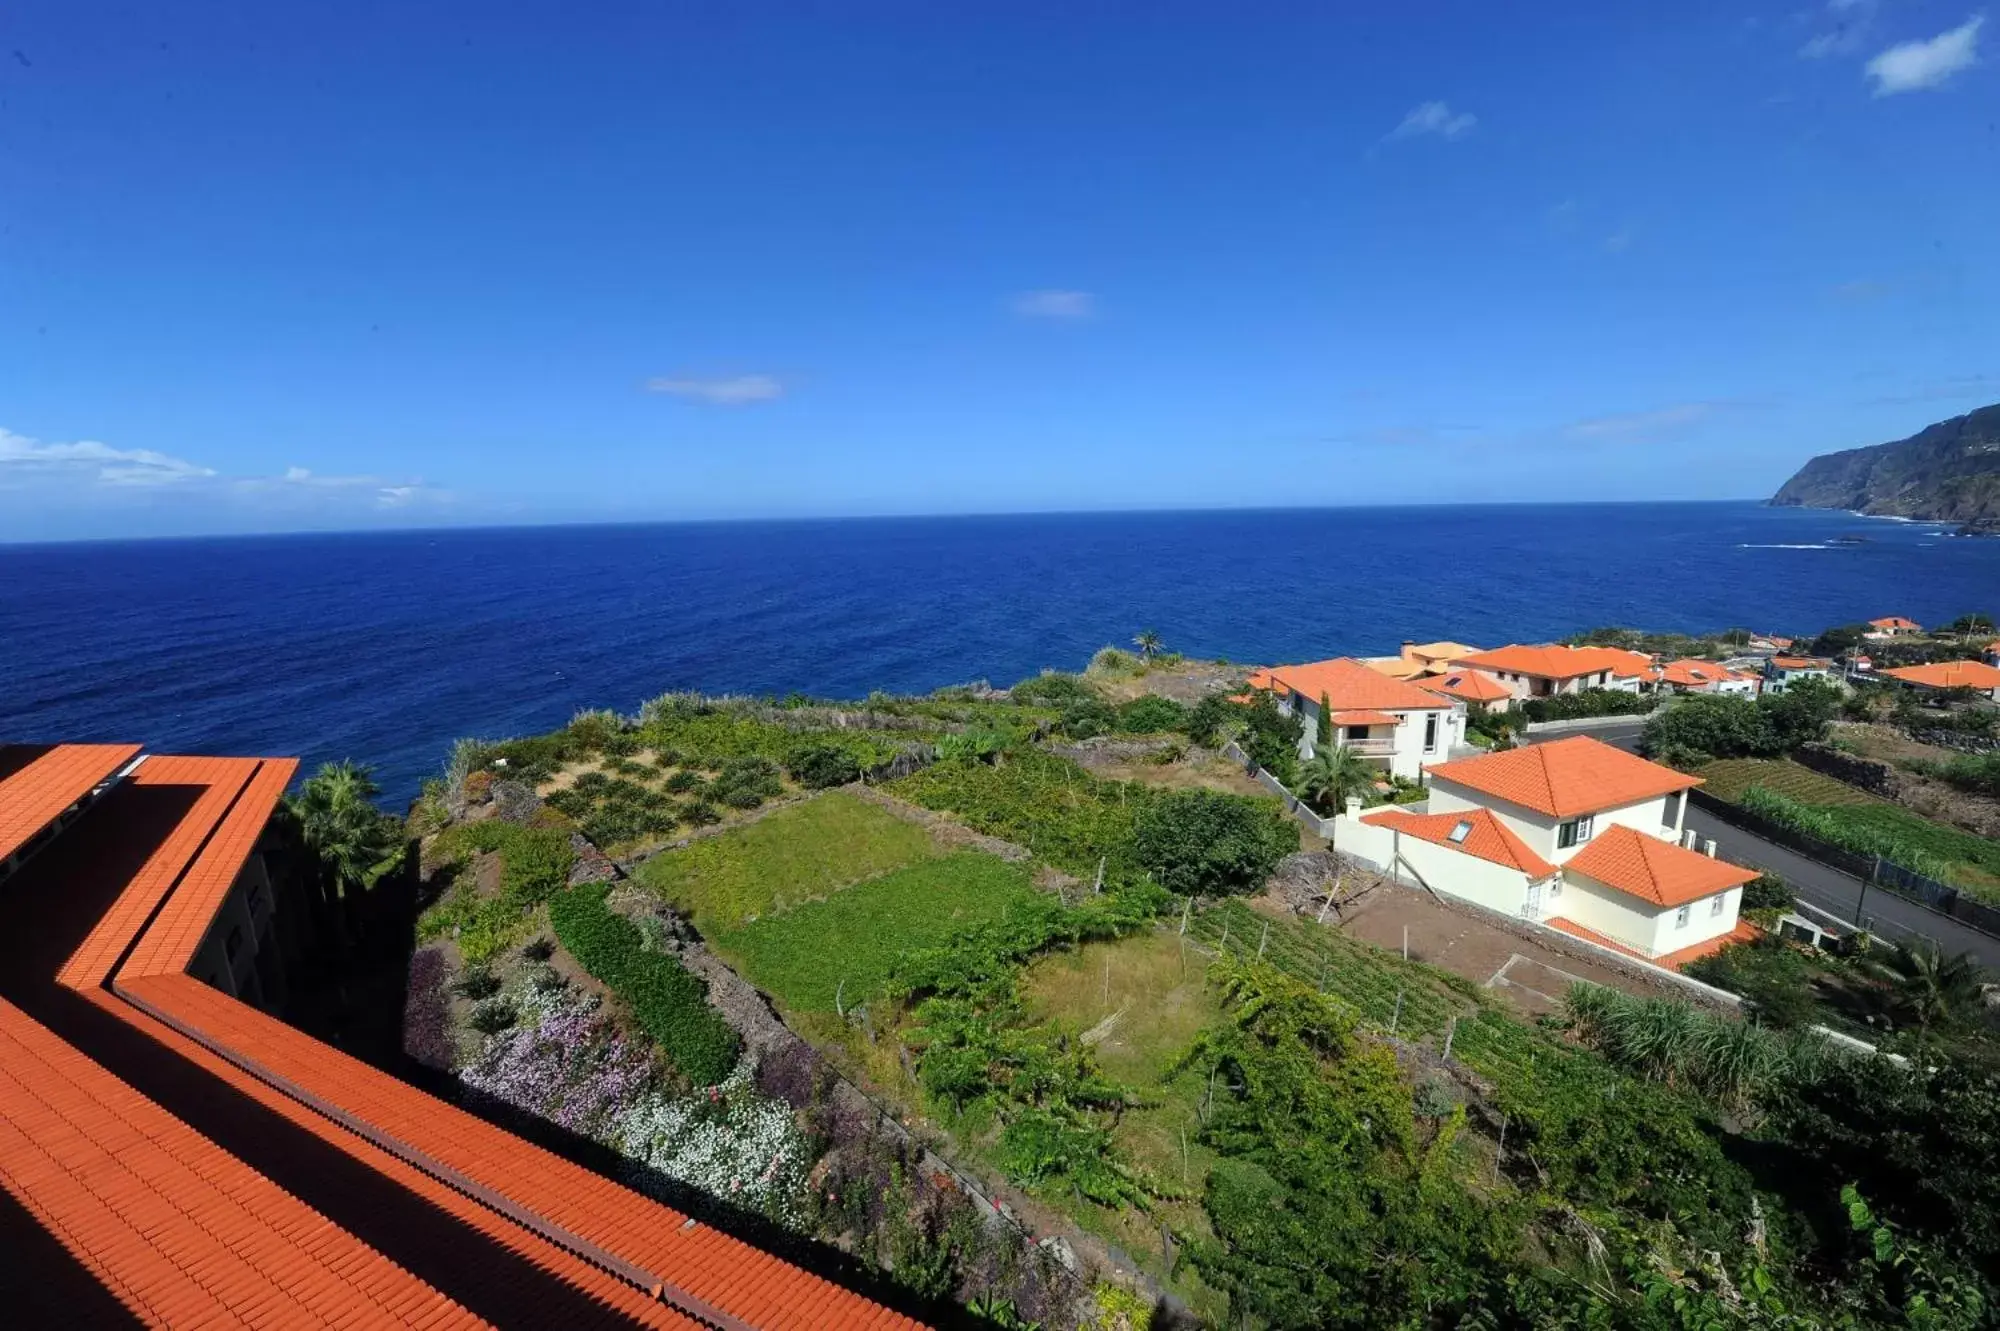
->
[[1387, 101, 1477, 142], [0, 427, 215, 487], [1799, 0, 1876, 59], [644, 374, 787, 405], [1565, 401, 1733, 444], [1010, 290, 1097, 320], [1866, 15, 1983, 95]]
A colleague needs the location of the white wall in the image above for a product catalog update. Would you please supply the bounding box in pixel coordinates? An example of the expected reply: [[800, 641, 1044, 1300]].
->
[[1545, 872, 1663, 954], [1424, 777, 1686, 865], [1331, 813, 1540, 917], [1292, 691, 1462, 781]]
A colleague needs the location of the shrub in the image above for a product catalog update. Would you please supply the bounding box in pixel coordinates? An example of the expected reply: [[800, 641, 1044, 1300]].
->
[[469, 999, 518, 1034], [1058, 698, 1118, 739], [1134, 788, 1295, 896], [1010, 671, 1095, 708], [549, 883, 740, 1084], [785, 741, 862, 789], [1519, 688, 1654, 724], [566, 708, 624, 752], [462, 769, 495, 804], [1742, 873, 1794, 913], [1185, 692, 1234, 746], [521, 936, 556, 962], [1115, 695, 1188, 734], [453, 965, 502, 1000], [663, 769, 706, 794], [1089, 646, 1141, 675], [682, 799, 720, 827]]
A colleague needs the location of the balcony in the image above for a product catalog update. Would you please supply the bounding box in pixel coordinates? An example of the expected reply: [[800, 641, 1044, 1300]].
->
[[1332, 737, 1397, 758]]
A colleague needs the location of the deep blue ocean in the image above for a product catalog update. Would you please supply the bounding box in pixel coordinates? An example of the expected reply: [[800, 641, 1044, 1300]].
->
[[4, 502, 1995, 806]]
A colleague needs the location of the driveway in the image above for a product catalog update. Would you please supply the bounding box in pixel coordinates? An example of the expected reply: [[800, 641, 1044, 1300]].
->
[[1518, 723, 2000, 967]]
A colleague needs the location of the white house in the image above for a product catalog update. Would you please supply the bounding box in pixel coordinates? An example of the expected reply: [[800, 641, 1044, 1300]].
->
[[1449, 644, 1653, 702], [1336, 736, 1758, 965], [1650, 659, 1761, 697], [1879, 659, 2000, 702], [1865, 616, 1923, 640], [1763, 655, 1839, 694], [1246, 657, 1465, 781]]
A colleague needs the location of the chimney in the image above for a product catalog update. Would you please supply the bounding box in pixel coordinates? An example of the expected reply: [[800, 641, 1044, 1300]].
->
[[1702, 837, 1717, 857], [1344, 796, 1363, 820], [1401, 640, 1418, 663]]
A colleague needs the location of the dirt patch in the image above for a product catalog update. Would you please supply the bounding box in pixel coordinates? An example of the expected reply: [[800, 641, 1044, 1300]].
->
[[1087, 658, 1252, 705], [1320, 878, 1718, 1017], [1828, 724, 2000, 839]]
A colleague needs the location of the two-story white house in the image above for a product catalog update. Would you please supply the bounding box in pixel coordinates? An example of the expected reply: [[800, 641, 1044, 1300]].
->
[[1338, 736, 1758, 965], [1449, 644, 1653, 702], [1762, 655, 1839, 694], [1245, 657, 1465, 781]]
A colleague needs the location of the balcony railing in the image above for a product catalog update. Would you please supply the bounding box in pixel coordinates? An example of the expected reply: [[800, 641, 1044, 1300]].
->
[[1332, 737, 1397, 758]]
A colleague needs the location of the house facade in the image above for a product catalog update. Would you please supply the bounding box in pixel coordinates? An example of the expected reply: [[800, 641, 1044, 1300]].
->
[[1866, 616, 1923, 639], [1248, 657, 1465, 780], [1763, 655, 1839, 694], [1449, 644, 1652, 701], [1335, 736, 1757, 964], [1650, 658, 1761, 696]]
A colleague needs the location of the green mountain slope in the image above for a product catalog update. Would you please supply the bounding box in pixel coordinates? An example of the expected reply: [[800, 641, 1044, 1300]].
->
[[1771, 403, 2000, 523]]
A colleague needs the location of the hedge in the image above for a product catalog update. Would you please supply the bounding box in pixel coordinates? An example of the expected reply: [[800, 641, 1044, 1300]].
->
[[549, 883, 740, 1085]]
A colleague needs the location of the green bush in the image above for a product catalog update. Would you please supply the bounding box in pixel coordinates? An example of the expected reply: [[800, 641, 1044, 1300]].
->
[[1010, 672, 1095, 707], [468, 999, 517, 1034], [1742, 872, 1795, 912], [1184, 692, 1234, 746], [453, 965, 502, 1000], [549, 883, 740, 1084], [1519, 688, 1654, 723], [1133, 788, 1295, 896], [785, 741, 863, 789], [1115, 694, 1188, 734], [1057, 697, 1118, 739], [891, 748, 1149, 883]]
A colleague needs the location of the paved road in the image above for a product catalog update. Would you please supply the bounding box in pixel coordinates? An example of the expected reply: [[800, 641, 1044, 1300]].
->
[[1520, 720, 2000, 966]]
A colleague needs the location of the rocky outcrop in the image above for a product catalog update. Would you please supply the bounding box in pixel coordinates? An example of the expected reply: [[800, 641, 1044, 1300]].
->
[[1772, 403, 2000, 520]]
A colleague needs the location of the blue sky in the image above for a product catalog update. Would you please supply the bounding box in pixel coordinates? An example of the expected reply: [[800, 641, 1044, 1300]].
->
[[1, 2, 1994, 540]]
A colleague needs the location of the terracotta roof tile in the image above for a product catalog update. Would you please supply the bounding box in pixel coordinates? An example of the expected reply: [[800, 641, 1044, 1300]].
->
[[1870, 617, 1921, 630], [1425, 735, 1699, 819], [1563, 824, 1758, 907], [1451, 644, 1650, 681], [1654, 659, 1754, 688], [1326, 709, 1400, 726], [1412, 670, 1511, 703], [0, 742, 141, 863], [1252, 657, 1456, 712], [1361, 806, 1557, 877], [1881, 660, 2000, 690]]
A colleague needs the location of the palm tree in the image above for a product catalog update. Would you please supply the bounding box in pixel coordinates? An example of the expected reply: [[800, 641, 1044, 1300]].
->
[[1297, 745, 1377, 814], [288, 760, 400, 902], [1865, 940, 1989, 1057], [1132, 629, 1163, 660]]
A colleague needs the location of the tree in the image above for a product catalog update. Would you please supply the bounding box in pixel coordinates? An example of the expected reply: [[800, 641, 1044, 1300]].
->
[[1185, 692, 1234, 747], [288, 760, 401, 900], [1810, 622, 1872, 659], [1640, 694, 1767, 764], [785, 741, 863, 788], [1238, 689, 1302, 786], [1865, 941, 1990, 1056], [1315, 691, 1334, 751], [1132, 629, 1163, 660], [1946, 613, 1995, 636], [1760, 676, 1840, 751], [1298, 746, 1377, 815], [1134, 789, 1295, 896]]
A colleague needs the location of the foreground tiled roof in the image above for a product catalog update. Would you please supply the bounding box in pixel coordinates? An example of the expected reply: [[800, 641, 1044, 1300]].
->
[[1413, 670, 1511, 703], [1362, 806, 1556, 878], [1425, 736, 1699, 819], [0, 742, 139, 862], [1563, 824, 1759, 908], [1451, 644, 1651, 682], [1253, 658, 1456, 713], [0, 746, 923, 1329], [1881, 660, 2000, 690], [1545, 915, 1762, 968]]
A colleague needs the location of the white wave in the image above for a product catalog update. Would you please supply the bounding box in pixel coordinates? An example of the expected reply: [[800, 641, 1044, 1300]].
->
[[1738, 542, 1835, 550]]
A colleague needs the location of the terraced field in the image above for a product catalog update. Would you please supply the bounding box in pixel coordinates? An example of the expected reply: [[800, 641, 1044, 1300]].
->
[[1692, 758, 1881, 806]]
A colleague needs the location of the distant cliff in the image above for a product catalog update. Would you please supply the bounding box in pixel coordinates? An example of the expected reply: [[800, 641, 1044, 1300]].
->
[[1771, 403, 2000, 528]]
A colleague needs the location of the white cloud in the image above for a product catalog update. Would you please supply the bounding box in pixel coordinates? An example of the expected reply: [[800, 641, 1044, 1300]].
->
[[1866, 16, 1983, 94], [0, 426, 215, 486], [1010, 290, 1097, 320], [644, 374, 786, 405], [1566, 402, 1720, 443], [1388, 101, 1477, 142], [376, 485, 419, 508]]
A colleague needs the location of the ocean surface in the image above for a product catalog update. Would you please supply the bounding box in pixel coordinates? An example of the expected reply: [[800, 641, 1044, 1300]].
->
[[5, 502, 1995, 805]]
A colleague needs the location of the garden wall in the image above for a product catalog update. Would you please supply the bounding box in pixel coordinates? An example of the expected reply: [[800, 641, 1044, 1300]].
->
[[1219, 740, 1336, 838]]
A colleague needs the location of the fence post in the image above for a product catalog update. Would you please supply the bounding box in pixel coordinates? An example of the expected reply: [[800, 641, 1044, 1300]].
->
[[1441, 1017, 1456, 1061], [1390, 989, 1402, 1034], [1179, 895, 1193, 936], [1257, 921, 1269, 959]]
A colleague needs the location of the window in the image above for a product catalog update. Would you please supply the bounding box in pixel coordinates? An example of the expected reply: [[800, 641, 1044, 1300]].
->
[[1557, 814, 1594, 848], [1675, 905, 1691, 927], [1423, 714, 1439, 750], [1710, 894, 1726, 917], [1447, 819, 1473, 844]]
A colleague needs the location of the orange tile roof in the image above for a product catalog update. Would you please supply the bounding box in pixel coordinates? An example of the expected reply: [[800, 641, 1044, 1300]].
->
[[0, 742, 139, 862], [1362, 806, 1556, 877], [1881, 660, 2000, 691], [1770, 655, 1832, 669], [1327, 709, 1400, 726], [1413, 669, 1511, 703], [1563, 824, 1759, 907], [1425, 735, 1700, 819], [1654, 659, 1753, 688], [1545, 915, 1761, 968], [1451, 644, 1650, 682], [0, 748, 925, 1330], [1870, 616, 1921, 630], [1251, 657, 1455, 712]]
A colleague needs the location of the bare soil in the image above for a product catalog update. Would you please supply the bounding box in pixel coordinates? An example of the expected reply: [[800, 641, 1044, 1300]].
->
[[1086, 657, 1252, 704], [1833, 723, 2000, 838]]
